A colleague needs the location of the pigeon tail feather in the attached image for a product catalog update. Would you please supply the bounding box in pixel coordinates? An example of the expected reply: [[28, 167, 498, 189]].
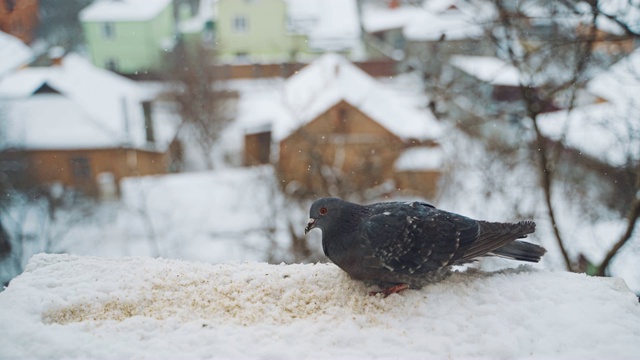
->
[[458, 220, 536, 262], [490, 240, 546, 262]]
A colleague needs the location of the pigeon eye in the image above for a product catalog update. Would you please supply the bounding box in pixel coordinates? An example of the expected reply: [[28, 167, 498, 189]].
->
[[319, 207, 328, 215]]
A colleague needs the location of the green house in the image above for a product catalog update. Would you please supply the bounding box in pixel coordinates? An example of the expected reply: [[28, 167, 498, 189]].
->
[[79, 0, 176, 74]]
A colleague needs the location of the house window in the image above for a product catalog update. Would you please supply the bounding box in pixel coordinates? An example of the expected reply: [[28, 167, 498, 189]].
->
[[4, 0, 16, 12], [335, 108, 348, 133], [232, 15, 249, 33], [101, 22, 115, 39], [71, 157, 91, 179], [105, 58, 118, 71], [235, 51, 249, 62]]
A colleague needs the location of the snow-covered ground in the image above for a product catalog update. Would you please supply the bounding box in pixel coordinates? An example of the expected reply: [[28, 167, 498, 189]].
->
[[55, 166, 312, 263], [0, 253, 638, 359], [0, 165, 314, 287]]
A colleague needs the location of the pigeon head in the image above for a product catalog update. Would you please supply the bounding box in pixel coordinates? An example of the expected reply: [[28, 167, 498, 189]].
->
[[305, 197, 341, 234], [305, 197, 362, 234]]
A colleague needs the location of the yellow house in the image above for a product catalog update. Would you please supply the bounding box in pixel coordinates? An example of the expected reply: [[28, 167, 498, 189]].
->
[[215, 0, 362, 63]]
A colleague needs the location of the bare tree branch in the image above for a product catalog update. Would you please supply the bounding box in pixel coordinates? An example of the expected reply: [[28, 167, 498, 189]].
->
[[491, 0, 577, 271], [529, 121, 573, 271], [164, 44, 237, 170], [596, 165, 640, 276]]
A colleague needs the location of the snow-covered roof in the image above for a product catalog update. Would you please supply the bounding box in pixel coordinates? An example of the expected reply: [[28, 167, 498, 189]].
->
[[394, 146, 444, 171], [598, 0, 640, 33], [537, 102, 639, 167], [537, 49, 640, 167], [238, 92, 293, 139], [280, 53, 441, 141], [588, 48, 640, 103], [79, 0, 173, 22], [362, 0, 491, 40], [403, 7, 484, 41], [424, 0, 462, 13], [0, 31, 33, 77], [0, 54, 176, 151], [286, 0, 361, 53], [1, 253, 639, 358], [450, 55, 534, 87], [362, 6, 415, 33], [308, 0, 361, 52], [285, 0, 321, 33], [519, 0, 638, 36]]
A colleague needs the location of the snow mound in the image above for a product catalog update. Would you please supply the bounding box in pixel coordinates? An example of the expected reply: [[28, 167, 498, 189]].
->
[[1, 254, 639, 359], [40, 255, 375, 326]]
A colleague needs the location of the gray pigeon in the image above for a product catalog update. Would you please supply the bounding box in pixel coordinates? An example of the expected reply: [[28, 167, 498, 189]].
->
[[305, 197, 546, 296]]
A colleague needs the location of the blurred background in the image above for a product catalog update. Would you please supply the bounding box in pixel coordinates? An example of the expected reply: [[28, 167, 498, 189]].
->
[[0, 0, 638, 295]]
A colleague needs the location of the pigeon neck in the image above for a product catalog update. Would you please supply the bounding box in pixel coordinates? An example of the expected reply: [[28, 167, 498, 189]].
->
[[336, 201, 367, 231], [321, 202, 367, 258]]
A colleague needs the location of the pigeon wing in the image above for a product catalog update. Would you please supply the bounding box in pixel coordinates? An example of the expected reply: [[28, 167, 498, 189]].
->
[[361, 204, 480, 275]]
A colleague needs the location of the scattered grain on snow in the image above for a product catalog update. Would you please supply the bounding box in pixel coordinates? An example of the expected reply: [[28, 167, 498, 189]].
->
[[0, 253, 639, 359]]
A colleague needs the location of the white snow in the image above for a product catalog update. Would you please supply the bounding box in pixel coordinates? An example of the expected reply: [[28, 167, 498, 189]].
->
[[362, 0, 487, 41], [0, 54, 177, 151], [0, 166, 306, 286], [394, 146, 445, 171], [403, 8, 484, 41], [0, 31, 33, 78], [362, 6, 416, 33], [536, 102, 639, 166], [232, 79, 293, 139], [49, 166, 300, 263], [286, 0, 321, 32], [598, 0, 640, 33], [79, 0, 173, 22], [286, 0, 362, 54], [423, 0, 465, 14], [1, 96, 126, 150], [588, 48, 640, 104], [363, 0, 489, 41], [307, 0, 361, 53], [520, 0, 637, 36], [537, 49, 640, 167], [0, 253, 638, 359], [450, 55, 533, 86]]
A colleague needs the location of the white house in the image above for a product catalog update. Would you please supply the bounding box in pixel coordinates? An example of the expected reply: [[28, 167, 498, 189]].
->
[[0, 54, 180, 197]]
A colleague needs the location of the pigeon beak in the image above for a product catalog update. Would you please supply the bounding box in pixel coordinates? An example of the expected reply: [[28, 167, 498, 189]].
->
[[304, 218, 316, 234]]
